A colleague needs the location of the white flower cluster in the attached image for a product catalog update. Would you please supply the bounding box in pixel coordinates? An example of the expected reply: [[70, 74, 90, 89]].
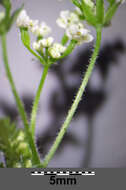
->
[[17, 10, 30, 28], [33, 38, 66, 59], [32, 37, 54, 50], [49, 43, 66, 58], [66, 23, 93, 44], [56, 10, 79, 29], [30, 22, 51, 37], [17, 10, 51, 37], [57, 10, 93, 44], [17, 10, 66, 59]]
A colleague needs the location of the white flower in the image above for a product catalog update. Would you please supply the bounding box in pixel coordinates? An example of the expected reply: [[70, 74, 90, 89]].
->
[[78, 33, 94, 44], [56, 10, 79, 29], [31, 22, 51, 37], [32, 41, 40, 51], [33, 37, 54, 51], [66, 23, 87, 39], [49, 43, 66, 58], [16, 9, 30, 28], [49, 48, 61, 58], [39, 37, 54, 48], [66, 23, 93, 44], [28, 19, 39, 29], [52, 43, 66, 53]]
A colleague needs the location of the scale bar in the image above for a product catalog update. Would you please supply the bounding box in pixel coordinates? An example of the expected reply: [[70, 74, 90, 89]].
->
[[31, 171, 95, 176]]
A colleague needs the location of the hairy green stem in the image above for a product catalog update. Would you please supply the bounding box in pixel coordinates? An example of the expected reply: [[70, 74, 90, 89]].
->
[[1, 33, 41, 166], [1, 34, 29, 134], [30, 65, 49, 136], [42, 27, 102, 168]]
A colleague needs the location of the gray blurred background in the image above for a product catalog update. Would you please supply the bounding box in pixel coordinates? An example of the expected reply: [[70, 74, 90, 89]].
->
[[0, 0, 126, 168]]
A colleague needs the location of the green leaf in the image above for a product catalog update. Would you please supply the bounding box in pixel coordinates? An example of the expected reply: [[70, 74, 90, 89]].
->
[[7, 5, 23, 30], [0, 118, 12, 146], [0, 118, 19, 167], [0, 118, 32, 168], [96, 0, 104, 25], [81, 0, 97, 26], [104, 2, 120, 25]]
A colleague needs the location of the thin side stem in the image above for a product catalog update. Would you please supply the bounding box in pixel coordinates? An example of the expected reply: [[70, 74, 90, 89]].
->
[[1, 34, 29, 132], [26, 45, 46, 65], [1, 33, 41, 166], [30, 65, 49, 137], [42, 27, 102, 168]]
